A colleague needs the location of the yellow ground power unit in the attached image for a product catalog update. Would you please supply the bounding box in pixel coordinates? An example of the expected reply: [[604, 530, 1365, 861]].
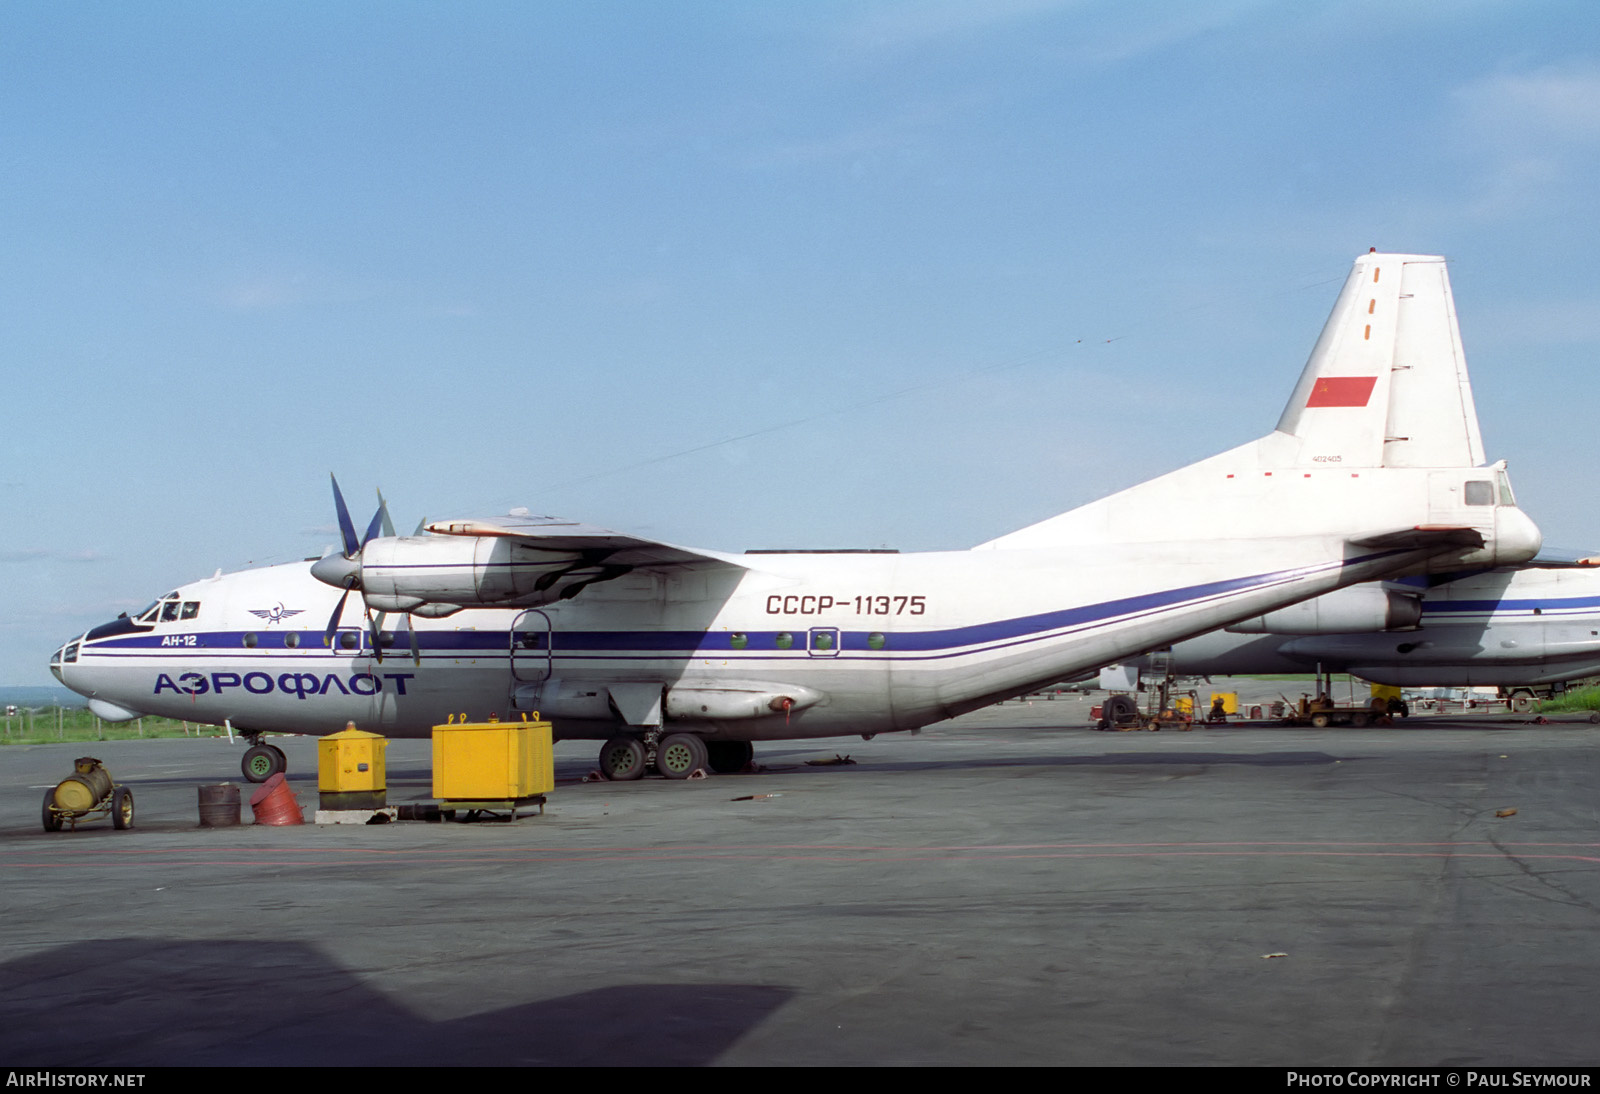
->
[[432, 715, 554, 804], [318, 723, 389, 810]]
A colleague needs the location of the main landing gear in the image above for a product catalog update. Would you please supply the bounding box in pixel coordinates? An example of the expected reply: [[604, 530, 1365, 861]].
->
[[241, 734, 287, 783], [595, 735, 754, 780]]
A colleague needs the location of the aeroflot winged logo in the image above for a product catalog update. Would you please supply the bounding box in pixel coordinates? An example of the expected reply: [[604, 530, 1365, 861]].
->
[[1306, 376, 1378, 408], [247, 604, 305, 625]]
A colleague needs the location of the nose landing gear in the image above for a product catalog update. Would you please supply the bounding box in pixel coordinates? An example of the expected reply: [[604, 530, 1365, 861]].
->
[[241, 735, 288, 782]]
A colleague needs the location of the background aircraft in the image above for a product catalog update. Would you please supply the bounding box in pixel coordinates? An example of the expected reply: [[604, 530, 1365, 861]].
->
[[1124, 562, 1600, 710], [51, 253, 1540, 780]]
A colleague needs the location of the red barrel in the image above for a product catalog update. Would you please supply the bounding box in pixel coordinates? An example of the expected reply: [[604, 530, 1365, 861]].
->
[[248, 773, 304, 826]]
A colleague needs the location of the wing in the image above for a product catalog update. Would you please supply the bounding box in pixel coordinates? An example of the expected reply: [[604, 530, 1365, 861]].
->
[[422, 514, 744, 570]]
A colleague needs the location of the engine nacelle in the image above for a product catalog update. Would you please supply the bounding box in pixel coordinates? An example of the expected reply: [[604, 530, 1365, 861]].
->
[[1226, 584, 1421, 635], [355, 535, 616, 610]]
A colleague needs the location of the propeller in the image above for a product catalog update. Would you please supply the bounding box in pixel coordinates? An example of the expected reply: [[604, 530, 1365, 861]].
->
[[311, 474, 386, 649], [310, 476, 424, 665]]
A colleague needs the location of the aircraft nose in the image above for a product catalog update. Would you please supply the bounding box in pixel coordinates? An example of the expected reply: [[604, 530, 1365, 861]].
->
[[49, 634, 85, 687]]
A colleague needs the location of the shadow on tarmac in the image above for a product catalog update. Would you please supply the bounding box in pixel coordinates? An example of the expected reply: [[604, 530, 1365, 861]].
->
[[0, 939, 792, 1066]]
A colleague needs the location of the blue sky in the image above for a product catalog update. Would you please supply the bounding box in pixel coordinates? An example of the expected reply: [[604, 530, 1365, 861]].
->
[[5, 1, 1600, 685]]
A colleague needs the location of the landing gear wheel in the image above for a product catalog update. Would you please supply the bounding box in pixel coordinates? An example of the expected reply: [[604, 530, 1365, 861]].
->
[[656, 733, 709, 779], [242, 744, 285, 783], [112, 786, 134, 830], [1310, 712, 1331, 728], [41, 789, 61, 832], [706, 740, 754, 774], [598, 736, 647, 781]]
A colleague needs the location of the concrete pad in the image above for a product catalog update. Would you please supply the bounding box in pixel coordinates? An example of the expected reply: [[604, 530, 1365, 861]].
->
[[0, 698, 1596, 1066]]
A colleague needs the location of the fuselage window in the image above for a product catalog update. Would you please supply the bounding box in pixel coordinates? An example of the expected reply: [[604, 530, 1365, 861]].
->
[[338, 631, 360, 650], [1464, 481, 1494, 506], [243, 632, 258, 648], [180, 602, 199, 620], [284, 632, 300, 649]]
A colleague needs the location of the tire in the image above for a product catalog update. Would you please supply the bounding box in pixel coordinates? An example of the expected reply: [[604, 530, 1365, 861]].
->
[[1310, 712, 1331, 728], [1510, 691, 1535, 714], [656, 733, 709, 779], [1103, 694, 1138, 722], [41, 788, 62, 833], [598, 736, 647, 781], [112, 786, 134, 830], [242, 744, 285, 783], [1351, 712, 1369, 728], [706, 740, 754, 774]]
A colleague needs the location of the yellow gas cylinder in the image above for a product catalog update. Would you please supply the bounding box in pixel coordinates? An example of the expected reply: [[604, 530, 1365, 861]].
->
[[318, 722, 388, 810], [432, 714, 554, 801], [53, 757, 112, 812]]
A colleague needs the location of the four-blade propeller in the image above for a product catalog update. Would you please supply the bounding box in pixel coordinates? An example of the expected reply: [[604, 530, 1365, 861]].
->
[[308, 475, 422, 665]]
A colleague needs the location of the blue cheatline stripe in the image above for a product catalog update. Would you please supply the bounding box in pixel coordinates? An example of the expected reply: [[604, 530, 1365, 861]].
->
[[83, 551, 1404, 661], [1422, 596, 1600, 614]]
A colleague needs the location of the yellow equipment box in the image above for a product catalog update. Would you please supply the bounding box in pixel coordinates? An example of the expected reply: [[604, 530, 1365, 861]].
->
[[432, 717, 554, 801], [1208, 691, 1239, 715], [318, 724, 388, 793]]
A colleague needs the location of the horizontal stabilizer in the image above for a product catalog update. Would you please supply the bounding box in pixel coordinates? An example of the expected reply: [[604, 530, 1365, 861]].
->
[[1349, 526, 1486, 552]]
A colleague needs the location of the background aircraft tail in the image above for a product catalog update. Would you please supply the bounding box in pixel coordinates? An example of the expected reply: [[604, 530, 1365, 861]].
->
[[978, 251, 1538, 568]]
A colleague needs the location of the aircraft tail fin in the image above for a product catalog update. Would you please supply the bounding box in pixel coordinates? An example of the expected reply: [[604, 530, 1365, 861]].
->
[[978, 252, 1538, 567], [1273, 251, 1484, 470]]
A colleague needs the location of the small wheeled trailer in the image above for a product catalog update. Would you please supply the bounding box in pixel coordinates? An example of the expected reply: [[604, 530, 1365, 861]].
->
[[42, 757, 134, 832], [1283, 699, 1391, 728], [1095, 692, 1196, 732]]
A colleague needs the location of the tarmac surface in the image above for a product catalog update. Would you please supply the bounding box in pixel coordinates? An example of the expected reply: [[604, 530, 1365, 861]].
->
[[1, 688, 1597, 1067]]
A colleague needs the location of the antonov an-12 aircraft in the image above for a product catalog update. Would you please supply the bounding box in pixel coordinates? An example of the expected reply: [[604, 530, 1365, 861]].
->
[[53, 252, 1541, 781]]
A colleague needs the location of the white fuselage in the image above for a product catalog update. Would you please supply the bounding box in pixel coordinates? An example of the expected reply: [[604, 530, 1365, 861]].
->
[[55, 534, 1443, 742]]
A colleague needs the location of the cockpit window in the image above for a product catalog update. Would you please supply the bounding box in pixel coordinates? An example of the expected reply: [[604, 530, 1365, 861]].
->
[[1464, 481, 1494, 506], [180, 601, 199, 620], [161, 601, 181, 622], [63, 643, 79, 663], [137, 602, 161, 623]]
